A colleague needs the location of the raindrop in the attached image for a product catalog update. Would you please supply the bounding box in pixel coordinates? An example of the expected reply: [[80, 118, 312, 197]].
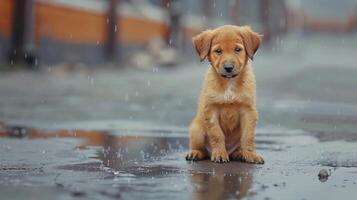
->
[[152, 67, 158, 72], [106, 18, 109, 24], [10, 60, 13, 65], [147, 80, 151, 87], [96, 41, 100, 45], [114, 25, 117, 32], [140, 150, 145, 159]]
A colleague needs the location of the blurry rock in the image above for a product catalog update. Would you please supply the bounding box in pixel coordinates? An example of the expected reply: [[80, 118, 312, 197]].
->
[[156, 48, 179, 66], [130, 37, 180, 69], [130, 52, 154, 69], [71, 190, 86, 197], [147, 37, 166, 55], [318, 169, 330, 182], [148, 38, 180, 66]]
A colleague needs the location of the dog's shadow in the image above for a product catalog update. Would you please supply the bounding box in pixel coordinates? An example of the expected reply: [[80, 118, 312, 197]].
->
[[188, 161, 255, 200]]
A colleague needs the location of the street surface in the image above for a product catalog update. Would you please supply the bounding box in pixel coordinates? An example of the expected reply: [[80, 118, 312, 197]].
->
[[1, 34, 357, 199]]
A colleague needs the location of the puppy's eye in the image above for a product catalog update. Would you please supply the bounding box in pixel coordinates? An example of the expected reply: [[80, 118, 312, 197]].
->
[[214, 48, 222, 55], [234, 47, 241, 53]]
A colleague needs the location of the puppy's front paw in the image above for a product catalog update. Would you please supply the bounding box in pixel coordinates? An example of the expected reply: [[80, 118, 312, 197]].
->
[[231, 150, 264, 164], [211, 148, 229, 163], [185, 150, 205, 161]]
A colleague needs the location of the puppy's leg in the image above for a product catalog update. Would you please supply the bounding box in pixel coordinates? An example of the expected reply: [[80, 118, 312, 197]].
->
[[231, 107, 264, 164], [186, 119, 207, 161], [205, 111, 229, 163]]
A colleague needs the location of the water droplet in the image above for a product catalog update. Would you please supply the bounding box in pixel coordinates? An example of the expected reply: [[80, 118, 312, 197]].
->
[[152, 67, 158, 72]]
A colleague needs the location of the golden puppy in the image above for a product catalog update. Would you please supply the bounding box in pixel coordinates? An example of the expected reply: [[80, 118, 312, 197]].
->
[[185, 25, 264, 164]]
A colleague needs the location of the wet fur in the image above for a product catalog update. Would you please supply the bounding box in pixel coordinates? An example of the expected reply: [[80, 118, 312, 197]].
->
[[186, 25, 264, 164]]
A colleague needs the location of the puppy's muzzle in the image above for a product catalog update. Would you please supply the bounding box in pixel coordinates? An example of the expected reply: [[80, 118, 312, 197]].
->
[[221, 63, 239, 78], [223, 63, 234, 73]]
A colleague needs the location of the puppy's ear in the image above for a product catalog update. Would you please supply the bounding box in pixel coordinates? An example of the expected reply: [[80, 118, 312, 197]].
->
[[240, 26, 262, 60], [192, 30, 213, 62]]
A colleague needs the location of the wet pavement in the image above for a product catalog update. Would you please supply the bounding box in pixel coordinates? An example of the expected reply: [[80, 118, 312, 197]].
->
[[1, 34, 357, 199], [1, 123, 357, 200]]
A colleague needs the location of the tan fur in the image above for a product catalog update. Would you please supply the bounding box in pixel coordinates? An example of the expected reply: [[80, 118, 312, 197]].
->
[[186, 25, 264, 164]]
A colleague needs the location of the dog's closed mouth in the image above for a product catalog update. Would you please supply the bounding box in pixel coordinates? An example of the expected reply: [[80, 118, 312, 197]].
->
[[221, 74, 238, 78]]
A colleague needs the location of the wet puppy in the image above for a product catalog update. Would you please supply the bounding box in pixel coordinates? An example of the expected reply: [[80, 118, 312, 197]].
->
[[186, 25, 264, 164]]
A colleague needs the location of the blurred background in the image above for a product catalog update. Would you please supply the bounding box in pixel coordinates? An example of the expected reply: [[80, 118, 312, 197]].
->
[[1, 1, 357, 199], [0, 0, 357, 132], [1, 0, 356, 67]]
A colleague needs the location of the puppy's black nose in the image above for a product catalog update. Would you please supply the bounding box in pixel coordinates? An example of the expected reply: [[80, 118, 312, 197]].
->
[[223, 63, 234, 73]]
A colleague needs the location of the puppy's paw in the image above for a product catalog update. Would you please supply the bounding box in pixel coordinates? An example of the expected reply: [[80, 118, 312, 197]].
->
[[211, 148, 229, 163], [231, 149, 264, 164], [185, 150, 205, 161]]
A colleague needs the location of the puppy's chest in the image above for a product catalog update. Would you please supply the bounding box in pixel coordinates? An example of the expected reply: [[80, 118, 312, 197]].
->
[[216, 81, 245, 131], [219, 106, 240, 132], [223, 81, 238, 102], [212, 81, 246, 103]]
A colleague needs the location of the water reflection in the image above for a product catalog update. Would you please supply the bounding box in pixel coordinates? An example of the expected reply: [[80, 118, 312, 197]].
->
[[0, 122, 256, 199], [187, 162, 255, 200]]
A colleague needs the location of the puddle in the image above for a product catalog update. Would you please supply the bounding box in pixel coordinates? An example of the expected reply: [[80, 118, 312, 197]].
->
[[1, 122, 357, 199]]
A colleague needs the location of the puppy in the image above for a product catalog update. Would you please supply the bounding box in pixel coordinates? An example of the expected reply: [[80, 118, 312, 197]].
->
[[186, 25, 264, 164]]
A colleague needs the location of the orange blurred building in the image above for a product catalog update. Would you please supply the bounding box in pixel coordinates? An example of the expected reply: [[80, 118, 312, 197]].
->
[[0, 0, 292, 66]]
